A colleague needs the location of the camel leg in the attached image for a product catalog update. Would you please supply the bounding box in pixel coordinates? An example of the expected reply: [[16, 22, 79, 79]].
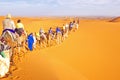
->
[[18, 46, 20, 53], [56, 36, 59, 45], [58, 36, 60, 44], [57, 37, 60, 44], [23, 41, 26, 53], [43, 40, 47, 48], [44, 42, 46, 48], [38, 40, 40, 45], [59, 36, 62, 44], [49, 39, 52, 46], [10, 47, 16, 65], [40, 41, 43, 48], [62, 35, 64, 41], [47, 39, 50, 47], [48, 36, 51, 47]]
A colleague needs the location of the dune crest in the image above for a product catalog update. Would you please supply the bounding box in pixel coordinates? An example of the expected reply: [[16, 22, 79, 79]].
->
[[109, 17, 120, 22]]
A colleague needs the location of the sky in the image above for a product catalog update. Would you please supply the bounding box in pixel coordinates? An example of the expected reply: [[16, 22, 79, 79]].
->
[[0, 0, 120, 16]]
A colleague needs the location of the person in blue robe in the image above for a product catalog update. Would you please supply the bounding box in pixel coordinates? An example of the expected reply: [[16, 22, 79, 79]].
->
[[27, 33, 34, 51]]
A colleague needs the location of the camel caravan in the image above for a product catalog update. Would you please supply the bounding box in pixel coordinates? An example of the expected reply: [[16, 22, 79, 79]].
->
[[0, 14, 79, 78]]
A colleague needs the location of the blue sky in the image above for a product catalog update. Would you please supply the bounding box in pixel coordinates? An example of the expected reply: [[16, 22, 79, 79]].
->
[[0, 0, 120, 16]]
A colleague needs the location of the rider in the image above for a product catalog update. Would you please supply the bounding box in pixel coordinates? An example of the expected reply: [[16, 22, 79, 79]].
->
[[39, 28, 46, 38], [75, 22, 79, 30], [62, 24, 65, 30], [48, 27, 53, 34], [61, 24, 65, 36], [69, 22, 73, 31], [35, 32, 40, 44], [48, 27, 54, 39], [2, 14, 16, 40], [15, 19, 25, 37], [36, 32, 40, 38], [39, 28, 45, 35], [56, 27, 61, 35], [65, 23, 69, 33]]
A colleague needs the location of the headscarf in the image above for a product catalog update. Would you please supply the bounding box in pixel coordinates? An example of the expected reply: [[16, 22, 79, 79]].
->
[[6, 14, 11, 19]]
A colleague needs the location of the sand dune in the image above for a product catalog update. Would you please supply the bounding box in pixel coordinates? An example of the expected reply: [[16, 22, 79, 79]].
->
[[0, 17, 120, 80], [109, 17, 120, 22]]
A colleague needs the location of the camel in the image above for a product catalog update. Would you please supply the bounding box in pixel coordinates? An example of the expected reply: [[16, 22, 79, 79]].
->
[[45, 32, 55, 47], [1, 31, 17, 58], [71, 22, 79, 32], [61, 27, 69, 41], [1, 30, 27, 62], [55, 32, 62, 45], [16, 31, 27, 53], [40, 33, 47, 48]]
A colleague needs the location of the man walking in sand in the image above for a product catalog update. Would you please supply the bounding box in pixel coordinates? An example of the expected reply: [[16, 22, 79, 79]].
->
[[27, 33, 34, 51]]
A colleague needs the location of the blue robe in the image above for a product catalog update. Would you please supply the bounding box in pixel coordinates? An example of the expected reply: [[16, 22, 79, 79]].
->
[[56, 27, 61, 33], [27, 34, 34, 51]]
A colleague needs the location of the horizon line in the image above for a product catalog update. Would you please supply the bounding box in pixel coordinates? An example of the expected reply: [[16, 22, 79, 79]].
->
[[0, 15, 119, 18]]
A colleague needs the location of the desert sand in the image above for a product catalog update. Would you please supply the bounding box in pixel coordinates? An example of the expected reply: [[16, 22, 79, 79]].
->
[[0, 16, 120, 80]]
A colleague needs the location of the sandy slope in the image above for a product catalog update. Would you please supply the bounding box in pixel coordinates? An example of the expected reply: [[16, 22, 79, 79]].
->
[[109, 17, 120, 22], [0, 17, 120, 80]]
